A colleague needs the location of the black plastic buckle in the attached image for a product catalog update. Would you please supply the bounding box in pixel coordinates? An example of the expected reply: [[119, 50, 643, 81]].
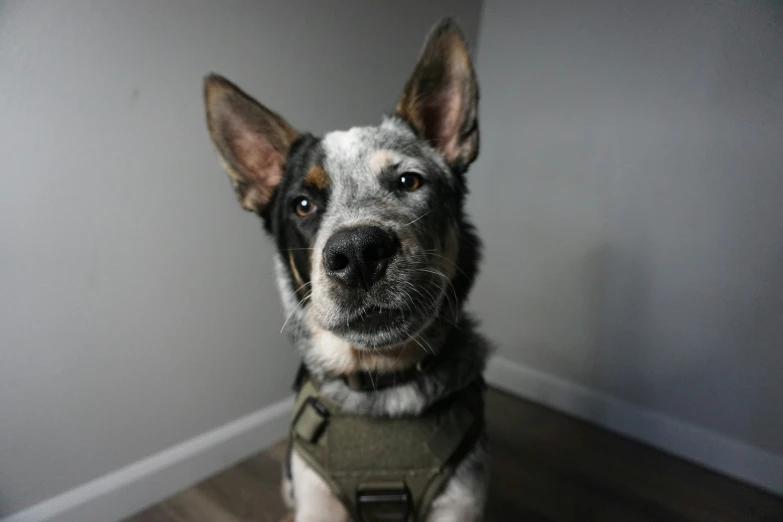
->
[[357, 486, 411, 522]]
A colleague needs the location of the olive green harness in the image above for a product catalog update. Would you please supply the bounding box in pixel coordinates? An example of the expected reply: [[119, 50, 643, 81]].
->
[[289, 377, 485, 522]]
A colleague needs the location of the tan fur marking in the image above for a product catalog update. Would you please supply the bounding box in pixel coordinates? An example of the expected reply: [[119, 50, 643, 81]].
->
[[304, 165, 329, 189], [349, 342, 425, 373], [288, 251, 305, 290], [308, 324, 426, 376], [369, 149, 395, 173]]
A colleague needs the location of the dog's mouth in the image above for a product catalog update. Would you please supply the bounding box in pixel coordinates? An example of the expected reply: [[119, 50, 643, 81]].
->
[[324, 302, 419, 348], [346, 305, 407, 330]]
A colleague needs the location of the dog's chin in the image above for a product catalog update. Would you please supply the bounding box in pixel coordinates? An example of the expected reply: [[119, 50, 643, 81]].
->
[[322, 305, 432, 350]]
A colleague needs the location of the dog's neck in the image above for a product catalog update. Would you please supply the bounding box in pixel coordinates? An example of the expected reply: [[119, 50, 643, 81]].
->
[[297, 315, 491, 417]]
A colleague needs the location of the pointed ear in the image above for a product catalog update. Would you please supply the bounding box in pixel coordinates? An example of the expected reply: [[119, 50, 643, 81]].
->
[[204, 74, 298, 212], [395, 19, 479, 172]]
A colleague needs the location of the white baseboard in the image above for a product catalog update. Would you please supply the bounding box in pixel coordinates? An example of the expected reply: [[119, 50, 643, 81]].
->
[[485, 355, 783, 497], [2, 396, 294, 522]]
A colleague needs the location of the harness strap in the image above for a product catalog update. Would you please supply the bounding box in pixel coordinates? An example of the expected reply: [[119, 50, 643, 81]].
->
[[292, 397, 329, 443]]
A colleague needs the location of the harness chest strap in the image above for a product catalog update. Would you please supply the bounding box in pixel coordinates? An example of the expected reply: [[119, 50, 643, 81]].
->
[[290, 378, 485, 522]]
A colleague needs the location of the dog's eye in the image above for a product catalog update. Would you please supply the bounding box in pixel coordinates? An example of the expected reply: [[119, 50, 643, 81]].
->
[[293, 197, 317, 217], [397, 173, 423, 192]]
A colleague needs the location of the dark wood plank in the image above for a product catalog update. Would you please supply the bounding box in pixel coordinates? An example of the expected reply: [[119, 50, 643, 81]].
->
[[125, 505, 176, 522], [126, 387, 783, 522], [265, 439, 289, 464], [195, 456, 286, 522], [131, 488, 241, 522], [486, 389, 783, 522]]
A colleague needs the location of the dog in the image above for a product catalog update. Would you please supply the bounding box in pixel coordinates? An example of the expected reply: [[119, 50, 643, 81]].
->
[[203, 18, 491, 522]]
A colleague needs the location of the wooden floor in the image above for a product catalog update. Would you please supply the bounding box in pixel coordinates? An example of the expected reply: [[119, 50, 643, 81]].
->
[[126, 388, 783, 522]]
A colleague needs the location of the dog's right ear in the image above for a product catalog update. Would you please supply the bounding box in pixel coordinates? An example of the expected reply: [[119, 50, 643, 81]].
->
[[204, 74, 298, 212]]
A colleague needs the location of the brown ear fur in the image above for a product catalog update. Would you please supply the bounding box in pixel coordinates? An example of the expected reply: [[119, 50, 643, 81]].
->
[[396, 19, 479, 172], [204, 74, 298, 212]]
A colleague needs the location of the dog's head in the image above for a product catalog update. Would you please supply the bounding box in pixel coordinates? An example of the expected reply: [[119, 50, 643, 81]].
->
[[204, 20, 480, 370]]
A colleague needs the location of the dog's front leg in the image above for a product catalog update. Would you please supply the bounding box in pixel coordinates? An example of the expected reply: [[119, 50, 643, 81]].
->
[[289, 448, 351, 522], [426, 434, 489, 522]]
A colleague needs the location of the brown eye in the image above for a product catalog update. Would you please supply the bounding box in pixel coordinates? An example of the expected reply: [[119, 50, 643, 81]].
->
[[294, 197, 317, 217], [398, 173, 423, 192]]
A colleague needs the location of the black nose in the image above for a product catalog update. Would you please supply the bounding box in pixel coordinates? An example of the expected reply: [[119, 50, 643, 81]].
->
[[323, 226, 398, 289]]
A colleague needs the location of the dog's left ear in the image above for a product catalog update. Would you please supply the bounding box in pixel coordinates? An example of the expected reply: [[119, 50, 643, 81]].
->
[[396, 19, 479, 172]]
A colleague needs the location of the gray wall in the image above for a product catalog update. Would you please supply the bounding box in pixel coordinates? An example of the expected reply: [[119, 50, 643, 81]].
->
[[0, 1, 482, 515], [471, 0, 783, 458]]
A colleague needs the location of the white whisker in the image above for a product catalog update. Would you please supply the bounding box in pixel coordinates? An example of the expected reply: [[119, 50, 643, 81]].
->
[[280, 291, 311, 334], [402, 209, 433, 227]]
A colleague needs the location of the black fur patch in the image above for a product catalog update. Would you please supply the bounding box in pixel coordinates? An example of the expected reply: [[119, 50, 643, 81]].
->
[[262, 133, 327, 299]]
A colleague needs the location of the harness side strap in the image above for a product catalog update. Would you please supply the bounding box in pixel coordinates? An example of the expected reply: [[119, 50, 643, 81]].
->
[[293, 396, 329, 443]]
